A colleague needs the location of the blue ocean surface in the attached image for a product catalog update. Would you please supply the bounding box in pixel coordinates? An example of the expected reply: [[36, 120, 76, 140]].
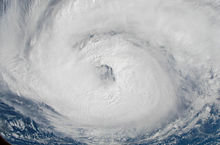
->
[[0, 0, 220, 145], [0, 92, 219, 145]]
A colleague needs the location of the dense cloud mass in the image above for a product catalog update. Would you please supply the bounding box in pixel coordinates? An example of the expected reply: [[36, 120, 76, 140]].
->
[[0, 0, 220, 144]]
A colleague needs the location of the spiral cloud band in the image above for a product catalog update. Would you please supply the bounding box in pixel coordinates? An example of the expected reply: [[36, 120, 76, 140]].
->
[[0, 0, 220, 144]]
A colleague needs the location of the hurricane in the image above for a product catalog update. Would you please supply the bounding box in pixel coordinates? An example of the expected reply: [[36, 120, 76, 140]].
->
[[0, 0, 219, 144]]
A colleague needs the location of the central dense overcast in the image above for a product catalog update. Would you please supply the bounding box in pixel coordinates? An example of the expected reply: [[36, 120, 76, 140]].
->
[[0, 0, 220, 144]]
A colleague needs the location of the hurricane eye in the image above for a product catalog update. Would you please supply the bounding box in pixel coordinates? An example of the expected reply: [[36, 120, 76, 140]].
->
[[98, 64, 115, 82], [0, 0, 219, 145]]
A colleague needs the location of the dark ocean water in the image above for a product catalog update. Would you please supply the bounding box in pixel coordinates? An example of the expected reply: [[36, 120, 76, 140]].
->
[[0, 93, 219, 145], [0, 0, 220, 144]]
